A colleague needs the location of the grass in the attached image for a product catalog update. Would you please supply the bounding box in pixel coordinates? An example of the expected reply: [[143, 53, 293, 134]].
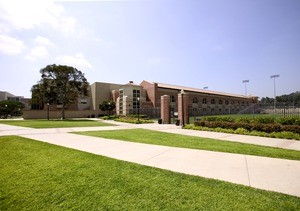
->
[[0, 119, 116, 128], [75, 129, 300, 161], [1, 136, 299, 210]]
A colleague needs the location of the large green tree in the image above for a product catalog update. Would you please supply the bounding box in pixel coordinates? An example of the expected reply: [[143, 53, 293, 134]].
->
[[31, 64, 89, 119]]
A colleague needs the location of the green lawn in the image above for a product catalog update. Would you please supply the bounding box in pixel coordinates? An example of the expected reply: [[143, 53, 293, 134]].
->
[[0, 119, 115, 128], [1, 136, 299, 210], [75, 129, 300, 161]]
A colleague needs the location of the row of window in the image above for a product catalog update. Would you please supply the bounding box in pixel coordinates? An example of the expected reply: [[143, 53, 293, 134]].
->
[[192, 108, 245, 112], [170, 96, 250, 105]]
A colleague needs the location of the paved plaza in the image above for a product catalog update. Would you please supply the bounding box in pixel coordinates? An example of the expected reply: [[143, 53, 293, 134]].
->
[[0, 120, 300, 197]]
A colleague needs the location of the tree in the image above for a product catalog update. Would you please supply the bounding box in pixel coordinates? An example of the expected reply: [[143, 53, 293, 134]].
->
[[99, 100, 116, 116], [31, 64, 89, 119], [0, 100, 25, 118], [30, 83, 45, 110]]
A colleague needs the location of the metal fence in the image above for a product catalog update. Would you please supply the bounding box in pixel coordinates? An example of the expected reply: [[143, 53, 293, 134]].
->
[[129, 103, 300, 122], [188, 103, 300, 119], [129, 107, 161, 119], [258, 104, 300, 117]]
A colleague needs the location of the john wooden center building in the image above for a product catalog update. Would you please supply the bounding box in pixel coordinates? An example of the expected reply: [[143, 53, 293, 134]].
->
[[24, 80, 258, 121]]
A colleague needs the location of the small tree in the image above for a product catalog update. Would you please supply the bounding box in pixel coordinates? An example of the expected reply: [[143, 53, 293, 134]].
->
[[31, 64, 89, 119], [0, 100, 25, 118], [99, 100, 116, 116]]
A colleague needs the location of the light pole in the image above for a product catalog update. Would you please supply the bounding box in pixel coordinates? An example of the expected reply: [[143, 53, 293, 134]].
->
[[242, 80, 249, 96], [5, 104, 8, 119], [108, 102, 110, 117], [137, 97, 140, 123], [181, 90, 185, 128], [270, 74, 280, 114], [47, 103, 50, 120]]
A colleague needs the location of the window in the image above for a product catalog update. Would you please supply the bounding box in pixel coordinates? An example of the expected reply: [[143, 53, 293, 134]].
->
[[211, 99, 215, 104], [218, 100, 222, 105], [80, 99, 87, 104], [133, 89, 140, 109], [192, 97, 198, 104], [202, 98, 207, 104], [225, 100, 229, 105], [192, 108, 198, 111], [119, 89, 124, 112], [170, 95, 176, 103]]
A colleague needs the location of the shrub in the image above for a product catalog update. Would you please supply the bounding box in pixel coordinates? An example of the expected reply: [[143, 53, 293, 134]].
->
[[253, 116, 275, 124], [235, 128, 248, 135], [276, 117, 300, 126], [114, 116, 154, 124], [236, 117, 251, 124], [194, 120, 300, 134], [185, 124, 300, 140]]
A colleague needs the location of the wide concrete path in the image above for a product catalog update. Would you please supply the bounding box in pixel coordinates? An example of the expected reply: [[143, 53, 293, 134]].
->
[[1, 121, 300, 198]]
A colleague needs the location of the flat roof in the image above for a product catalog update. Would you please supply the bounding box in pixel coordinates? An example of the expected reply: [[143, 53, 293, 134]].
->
[[154, 81, 256, 99]]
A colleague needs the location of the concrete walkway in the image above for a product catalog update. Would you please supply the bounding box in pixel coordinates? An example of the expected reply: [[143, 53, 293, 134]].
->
[[1, 121, 300, 198]]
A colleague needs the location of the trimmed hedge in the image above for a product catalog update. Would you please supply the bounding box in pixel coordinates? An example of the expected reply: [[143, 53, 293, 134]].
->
[[201, 116, 300, 126], [194, 120, 300, 134], [114, 116, 154, 124], [184, 124, 300, 140]]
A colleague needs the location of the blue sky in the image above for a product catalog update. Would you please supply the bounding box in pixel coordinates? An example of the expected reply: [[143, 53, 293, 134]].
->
[[0, 0, 299, 98]]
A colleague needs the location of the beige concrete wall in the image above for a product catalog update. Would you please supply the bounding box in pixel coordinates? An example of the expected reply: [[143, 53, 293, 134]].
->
[[23, 110, 99, 119], [91, 82, 123, 111]]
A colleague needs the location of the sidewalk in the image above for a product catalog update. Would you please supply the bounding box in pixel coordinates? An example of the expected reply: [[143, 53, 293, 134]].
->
[[1, 122, 300, 197]]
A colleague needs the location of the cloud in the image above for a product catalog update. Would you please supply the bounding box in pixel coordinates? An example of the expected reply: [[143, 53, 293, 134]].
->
[[55, 53, 92, 69], [211, 45, 224, 52], [147, 57, 161, 65], [0, 0, 77, 36], [25, 46, 49, 60], [35, 36, 55, 46], [0, 34, 24, 55]]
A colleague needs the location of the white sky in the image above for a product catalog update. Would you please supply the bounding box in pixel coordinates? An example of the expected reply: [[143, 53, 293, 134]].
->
[[0, 0, 299, 98]]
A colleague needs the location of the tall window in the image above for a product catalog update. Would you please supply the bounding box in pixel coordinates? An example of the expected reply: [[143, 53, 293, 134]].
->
[[202, 98, 207, 104], [218, 99, 223, 105], [170, 95, 176, 103], [119, 89, 124, 114], [192, 97, 198, 104], [211, 99, 215, 104], [133, 89, 140, 109]]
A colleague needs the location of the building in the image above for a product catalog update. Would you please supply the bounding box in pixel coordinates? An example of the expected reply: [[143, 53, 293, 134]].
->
[[24, 80, 258, 120], [0, 91, 30, 109], [92, 80, 258, 116]]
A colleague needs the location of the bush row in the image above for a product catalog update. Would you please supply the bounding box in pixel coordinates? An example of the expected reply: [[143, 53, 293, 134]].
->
[[194, 120, 300, 134], [201, 116, 300, 126], [185, 124, 300, 140], [114, 116, 154, 124]]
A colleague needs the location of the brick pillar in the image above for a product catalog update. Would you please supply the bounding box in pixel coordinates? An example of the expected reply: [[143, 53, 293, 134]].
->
[[178, 90, 189, 126], [161, 95, 170, 124]]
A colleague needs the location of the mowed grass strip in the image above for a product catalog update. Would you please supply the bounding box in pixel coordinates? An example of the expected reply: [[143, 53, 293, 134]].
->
[[1, 136, 299, 210], [0, 119, 115, 128], [75, 129, 300, 161]]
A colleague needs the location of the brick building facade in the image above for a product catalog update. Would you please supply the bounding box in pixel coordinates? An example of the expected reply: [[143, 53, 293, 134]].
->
[[25, 80, 258, 119]]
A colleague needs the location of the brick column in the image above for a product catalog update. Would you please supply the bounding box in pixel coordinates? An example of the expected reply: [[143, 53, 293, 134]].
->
[[178, 90, 189, 126], [161, 95, 170, 124]]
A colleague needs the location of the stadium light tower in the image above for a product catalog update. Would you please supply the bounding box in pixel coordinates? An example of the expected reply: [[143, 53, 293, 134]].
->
[[270, 74, 280, 114], [242, 80, 249, 96]]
